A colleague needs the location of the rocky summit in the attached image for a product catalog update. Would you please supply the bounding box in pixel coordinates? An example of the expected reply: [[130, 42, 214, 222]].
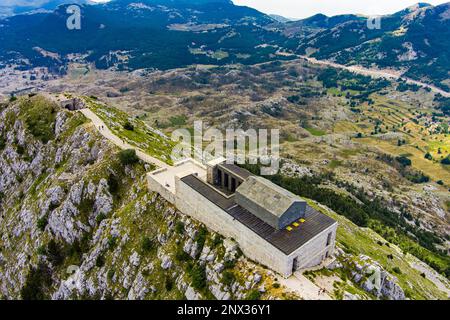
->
[[0, 95, 297, 300]]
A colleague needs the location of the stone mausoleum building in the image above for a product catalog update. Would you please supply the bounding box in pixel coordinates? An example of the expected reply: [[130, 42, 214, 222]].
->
[[148, 158, 338, 278]]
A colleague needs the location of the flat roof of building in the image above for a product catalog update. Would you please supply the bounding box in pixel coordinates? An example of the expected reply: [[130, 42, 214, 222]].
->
[[149, 159, 207, 194], [217, 163, 253, 180], [181, 174, 337, 255]]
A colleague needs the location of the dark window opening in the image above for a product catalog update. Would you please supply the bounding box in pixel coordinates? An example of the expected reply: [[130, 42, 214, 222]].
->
[[326, 232, 332, 246], [231, 177, 236, 192], [224, 173, 229, 188], [292, 257, 298, 272], [217, 169, 222, 186]]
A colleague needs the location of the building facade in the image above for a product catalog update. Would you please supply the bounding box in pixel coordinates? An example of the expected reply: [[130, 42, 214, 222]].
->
[[148, 158, 338, 278]]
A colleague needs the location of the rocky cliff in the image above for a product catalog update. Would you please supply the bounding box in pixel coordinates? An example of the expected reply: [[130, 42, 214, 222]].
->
[[1, 94, 448, 301], [0, 95, 294, 300]]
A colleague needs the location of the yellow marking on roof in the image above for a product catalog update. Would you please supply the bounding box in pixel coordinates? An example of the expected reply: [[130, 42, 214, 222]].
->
[[287, 226, 293, 232], [293, 222, 300, 227], [299, 219, 306, 223]]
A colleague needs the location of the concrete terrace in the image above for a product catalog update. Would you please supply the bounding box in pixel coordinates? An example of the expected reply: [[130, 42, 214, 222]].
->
[[150, 159, 207, 194]]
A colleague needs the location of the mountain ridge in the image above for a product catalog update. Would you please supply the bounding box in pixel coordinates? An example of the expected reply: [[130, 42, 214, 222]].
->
[[293, 2, 450, 91], [0, 1, 448, 90]]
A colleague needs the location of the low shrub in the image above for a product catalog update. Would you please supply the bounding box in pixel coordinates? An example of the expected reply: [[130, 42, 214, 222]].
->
[[46, 239, 65, 267], [175, 246, 191, 262], [245, 290, 261, 300], [141, 237, 154, 253], [175, 221, 185, 235], [123, 121, 134, 131], [392, 267, 402, 274], [21, 263, 52, 300], [190, 265, 207, 290], [119, 149, 139, 165], [96, 213, 107, 224], [37, 216, 48, 232], [165, 277, 174, 291], [221, 271, 235, 286], [96, 255, 105, 268], [107, 173, 119, 194], [396, 156, 412, 167]]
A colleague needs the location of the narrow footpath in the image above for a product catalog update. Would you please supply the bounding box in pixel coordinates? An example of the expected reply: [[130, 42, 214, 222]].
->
[[79, 108, 170, 169]]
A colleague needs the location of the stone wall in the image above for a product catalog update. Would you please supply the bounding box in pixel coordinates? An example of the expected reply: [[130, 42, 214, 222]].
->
[[149, 174, 338, 278], [288, 223, 338, 271], [147, 172, 176, 204], [175, 176, 294, 277], [60, 98, 85, 111]]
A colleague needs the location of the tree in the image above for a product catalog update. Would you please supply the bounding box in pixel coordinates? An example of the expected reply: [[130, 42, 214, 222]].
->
[[141, 237, 154, 253], [190, 265, 207, 290], [46, 239, 64, 266], [119, 149, 139, 165], [21, 263, 52, 300], [123, 121, 134, 131], [396, 156, 412, 167]]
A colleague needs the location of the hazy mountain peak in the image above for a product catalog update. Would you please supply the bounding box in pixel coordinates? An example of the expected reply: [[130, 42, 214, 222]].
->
[[113, 0, 232, 5], [269, 14, 292, 23], [393, 2, 434, 17], [406, 2, 433, 11], [289, 12, 362, 29]]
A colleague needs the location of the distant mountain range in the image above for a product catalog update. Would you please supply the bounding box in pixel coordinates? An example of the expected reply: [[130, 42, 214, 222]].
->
[[0, 0, 284, 71], [288, 13, 365, 29], [0, 1, 88, 17], [0, 0, 449, 91], [269, 14, 292, 23]]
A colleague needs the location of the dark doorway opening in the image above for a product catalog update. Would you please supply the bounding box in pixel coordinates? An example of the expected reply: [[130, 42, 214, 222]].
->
[[326, 232, 332, 246], [217, 169, 222, 186], [231, 177, 236, 192], [224, 173, 229, 189]]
